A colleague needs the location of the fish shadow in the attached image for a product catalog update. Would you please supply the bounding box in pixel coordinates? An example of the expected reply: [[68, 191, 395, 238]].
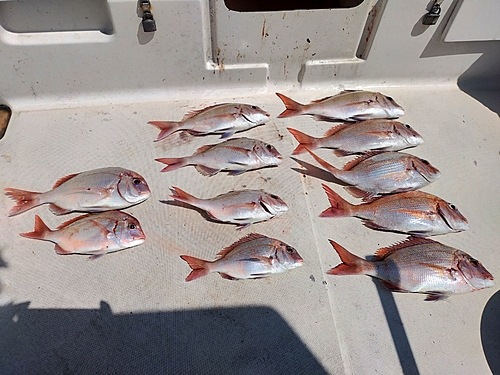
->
[[290, 157, 350, 186]]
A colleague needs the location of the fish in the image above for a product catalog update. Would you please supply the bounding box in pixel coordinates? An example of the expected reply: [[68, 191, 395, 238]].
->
[[5, 167, 151, 216], [306, 150, 441, 200], [169, 187, 288, 229], [320, 184, 469, 236], [180, 233, 303, 281], [276, 91, 404, 121], [20, 211, 146, 259], [326, 237, 494, 301], [287, 120, 423, 156], [148, 103, 270, 141], [155, 137, 282, 176]]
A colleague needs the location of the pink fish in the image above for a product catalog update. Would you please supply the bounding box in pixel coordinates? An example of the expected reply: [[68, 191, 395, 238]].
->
[[5, 167, 151, 216], [320, 184, 468, 236], [169, 187, 288, 229], [327, 237, 494, 301], [149, 103, 270, 141], [155, 137, 282, 176], [276, 91, 404, 121], [287, 120, 423, 156], [20, 211, 145, 259], [180, 233, 303, 281]]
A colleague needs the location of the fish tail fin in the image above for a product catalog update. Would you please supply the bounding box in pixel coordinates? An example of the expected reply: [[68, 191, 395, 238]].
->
[[320, 184, 354, 218], [287, 127, 317, 154], [20, 215, 52, 240], [148, 121, 181, 141], [4, 188, 43, 216], [155, 157, 187, 173], [170, 186, 200, 207], [180, 255, 210, 282], [276, 93, 305, 118], [326, 239, 370, 275], [306, 149, 341, 176]]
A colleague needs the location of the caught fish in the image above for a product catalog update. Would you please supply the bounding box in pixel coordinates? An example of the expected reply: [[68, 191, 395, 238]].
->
[[320, 184, 468, 236], [180, 233, 303, 281], [327, 237, 494, 301], [287, 120, 423, 156], [170, 187, 288, 229], [276, 90, 404, 121], [155, 137, 282, 176], [20, 211, 146, 259], [149, 103, 270, 141], [5, 167, 151, 216], [306, 150, 441, 199]]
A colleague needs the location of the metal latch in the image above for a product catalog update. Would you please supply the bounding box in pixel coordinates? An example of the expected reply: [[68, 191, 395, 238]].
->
[[422, 0, 443, 25], [139, 0, 156, 32]]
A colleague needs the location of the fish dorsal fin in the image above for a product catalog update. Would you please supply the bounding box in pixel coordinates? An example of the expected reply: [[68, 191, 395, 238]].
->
[[324, 123, 351, 137], [216, 233, 268, 259], [374, 236, 437, 259], [194, 143, 217, 155], [311, 96, 333, 104], [342, 152, 380, 171], [182, 104, 229, 121], [52, 173, 79, 189], [56, 214, 90, 230]]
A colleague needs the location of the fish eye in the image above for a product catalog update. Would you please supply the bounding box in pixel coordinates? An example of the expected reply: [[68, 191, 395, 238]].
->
[[285, 245, 295, 254], [386, 96, 393, 101], [133, 178, 142, 185], [270, 194, 278, 199], [449, 204, 456, 210], [128, 223, 136, 230], [470, 258, 480, 267], [422, 159, 429, 165], [251, 105, 257, 109], [266, 144, 272, 150], [405, 124, 411, 128]]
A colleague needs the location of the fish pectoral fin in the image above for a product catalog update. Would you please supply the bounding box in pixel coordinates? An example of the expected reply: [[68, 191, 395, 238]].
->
[[219, 273, 238, 280], [195, 165, 221, 176], [380, 280, 408, 292], [424, 293, 447, 302], [249, 273, 272, 279]]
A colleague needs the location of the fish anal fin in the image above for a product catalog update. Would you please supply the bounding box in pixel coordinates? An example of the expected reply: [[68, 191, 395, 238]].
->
[[52, 173, 79, 189], [333, 149, 355, 157], [374, 236, 437, 260], [49, 204, 72, 215], [313, 115, 339, 122], [195, 165, 221, 176], [380, 279, 407, 292], [344, 186, 376, 200], [219, 273, 238, 280], [216, 233, 268, 259], [228, 169, 246, 176], [220, 131, 235, 139], [424, 293, 447, 301], [362, 220, 391, 232], [55, 243, 72, 255]]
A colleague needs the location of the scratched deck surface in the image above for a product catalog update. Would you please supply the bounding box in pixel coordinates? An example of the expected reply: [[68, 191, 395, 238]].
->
[[0, 86, 499, 374]]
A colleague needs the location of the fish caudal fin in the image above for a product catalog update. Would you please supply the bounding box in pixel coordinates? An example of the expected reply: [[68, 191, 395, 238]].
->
[[287, 127, 317, 155], [4, 188, 43, 217], [155, 157, 188, 173], [180, 255, 211, 282], [320, 184, 354, 218], [276, 93, 305, 118], [20, 215, 52, 240], [306, 149, 341, 176], [326, 239, 371, 275], [170, 186, 200, 207], [148, 121, 181, 141]]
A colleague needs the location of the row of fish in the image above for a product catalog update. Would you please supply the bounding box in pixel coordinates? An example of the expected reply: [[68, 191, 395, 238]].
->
[[5, 90, 493, 300]]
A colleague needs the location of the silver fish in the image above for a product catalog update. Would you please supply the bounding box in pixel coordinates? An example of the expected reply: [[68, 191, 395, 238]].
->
[[276, 90, 404, 121], [149, 103, 270, 141], [20, 211, 146, 259], [180, 233, 303, 281], [307, 150, 441, 200], [327, 237, 494, 301], [169, 187, 288, 229], [287, 120, 423, 156], [5, 167, 151, 216], [320, 184, 469, 236], [155, 137, 282, 176]]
